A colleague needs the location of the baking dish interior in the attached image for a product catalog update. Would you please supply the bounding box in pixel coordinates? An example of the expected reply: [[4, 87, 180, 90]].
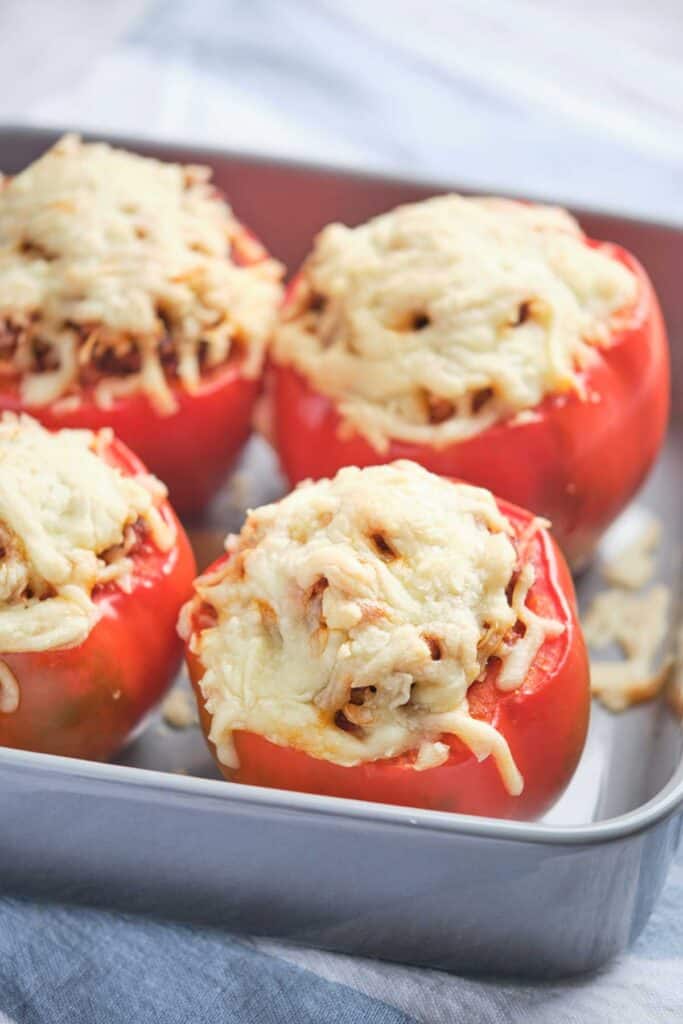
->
[[0, 125, 681, 833]]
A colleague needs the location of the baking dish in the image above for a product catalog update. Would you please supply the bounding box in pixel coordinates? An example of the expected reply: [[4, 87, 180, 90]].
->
[[0, 125, 681, 978]]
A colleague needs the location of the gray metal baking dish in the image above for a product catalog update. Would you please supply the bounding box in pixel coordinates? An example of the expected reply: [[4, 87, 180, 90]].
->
[[0, 126, 681, 979]]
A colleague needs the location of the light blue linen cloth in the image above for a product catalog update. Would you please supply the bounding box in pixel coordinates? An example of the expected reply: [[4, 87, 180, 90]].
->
[[0, 851, 681, 1022]]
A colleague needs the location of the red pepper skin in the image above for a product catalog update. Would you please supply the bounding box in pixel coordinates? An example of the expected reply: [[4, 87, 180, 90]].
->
[[0, 365, 261, 518]]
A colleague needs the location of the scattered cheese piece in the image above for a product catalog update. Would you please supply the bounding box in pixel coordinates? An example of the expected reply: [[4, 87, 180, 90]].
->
[[668, 624, 683, 719], [583, 585, 669, 662], [591, 659, 671, 713], [600, 516, 661, 590], [161, 686, 199, 729], [584, 584, 671, 711]]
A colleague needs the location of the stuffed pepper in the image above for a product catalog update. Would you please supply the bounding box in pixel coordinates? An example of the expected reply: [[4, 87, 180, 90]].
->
[[0, 135, 283, 515], [181, 460, 589, 820], [0, 413, 195, 759], [270, 196, 669, 566]]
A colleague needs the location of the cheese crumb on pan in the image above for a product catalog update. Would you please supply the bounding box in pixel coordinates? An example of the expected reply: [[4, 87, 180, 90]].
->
[[274, 195, 637, 450], [0, 135, 283, 413], [0, 413, 175, 652], [584, 584, 671, 712], [668, 624, 683, 718], [161, 686, 199, 729], [0, 659, 19, 713], [185, 460, 565, 795], [591, 659, 671, 714], [583, 584, 669, 661], [600, 515, 661, 590]]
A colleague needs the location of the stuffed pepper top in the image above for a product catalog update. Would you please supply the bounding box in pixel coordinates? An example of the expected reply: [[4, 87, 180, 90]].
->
[[0, 413, 195, 759], [182, 460, 589, 819], [0, 135, 283, 512], [275, 196, 636, 448], [271, 195, 668, 565]]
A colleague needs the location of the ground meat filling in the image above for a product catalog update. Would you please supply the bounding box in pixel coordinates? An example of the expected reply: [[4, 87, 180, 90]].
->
[[0, 524, 53, 605], [95, 516, 149, 586], [0, 514, 149, 610], [0, 301, 250, 394], [322, 530, 522, 742]]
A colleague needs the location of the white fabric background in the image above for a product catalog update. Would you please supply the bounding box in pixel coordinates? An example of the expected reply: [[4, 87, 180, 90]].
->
[[1, 0, 682, 221]]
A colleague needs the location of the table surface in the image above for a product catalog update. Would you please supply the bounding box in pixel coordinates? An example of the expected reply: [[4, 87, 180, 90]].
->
[[0, 2, 682, 1022]]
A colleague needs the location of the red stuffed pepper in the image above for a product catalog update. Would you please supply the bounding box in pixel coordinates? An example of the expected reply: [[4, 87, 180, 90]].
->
[[270, 196, 669, 567], [0, 134, 283, 516], [181, 460, 589, 820], [0, 414, 195, 760]]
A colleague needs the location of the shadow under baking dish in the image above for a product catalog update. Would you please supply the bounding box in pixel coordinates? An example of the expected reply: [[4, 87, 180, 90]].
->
[[0, 126, 681, 978]]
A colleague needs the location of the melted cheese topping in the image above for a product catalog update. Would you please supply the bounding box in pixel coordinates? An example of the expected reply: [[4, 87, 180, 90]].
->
[[0, 413, 174, 652], [184, 460, 564, 795], [273, 195, 637, 450], [0, 135, 283, 412]]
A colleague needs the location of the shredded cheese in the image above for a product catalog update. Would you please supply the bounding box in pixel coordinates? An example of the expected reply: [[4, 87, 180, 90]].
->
[[0, 413, 174, 652], [591, 659, 671, 713], [0, 659, 19, 713], [161, 686, 199, 729], [583, 585, 669, 663], [668, 624, 683, 718], [497, 562, 566, 691], [600, 515, 661, 590], [273, 195, 637, 451], [0, 135, 283, 412], [584, 584, 671, 711], [183, 460, 565, 796]]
